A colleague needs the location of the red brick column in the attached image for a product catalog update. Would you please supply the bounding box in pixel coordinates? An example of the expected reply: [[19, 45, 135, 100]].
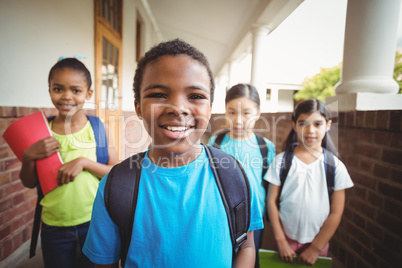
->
[[331, 110, 402, 268]]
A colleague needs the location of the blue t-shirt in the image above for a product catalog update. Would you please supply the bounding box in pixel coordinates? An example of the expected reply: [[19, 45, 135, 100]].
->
[[208, 134, 276, 218], [83, 147, 263, 267]]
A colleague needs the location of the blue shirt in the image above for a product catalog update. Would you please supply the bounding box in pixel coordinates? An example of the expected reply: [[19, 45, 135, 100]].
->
[[83, 147, 263, 267], [208, 134, 276, 218]]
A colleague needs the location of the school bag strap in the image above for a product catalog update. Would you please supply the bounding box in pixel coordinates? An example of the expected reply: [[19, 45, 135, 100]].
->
[[278, 143, 297, 203], [212, 131, 270, 220], [255, 134, 269, 179], [278, 143, 335, 207], [29, 115, 109, 258], [46, 115, 109, 164], [212, 129, 229, 149], [87, 115, 109, 165], [104, 152, 145, 267], [29, 186, 43, 258], [324, 148, 335, 197], [104, 145, 251, 267], [204, 145, 251, 250], [212, 130, 269, 179]]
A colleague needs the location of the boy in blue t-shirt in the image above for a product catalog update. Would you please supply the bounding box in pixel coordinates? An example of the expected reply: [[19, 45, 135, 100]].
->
[[83, 39, 263, 267]]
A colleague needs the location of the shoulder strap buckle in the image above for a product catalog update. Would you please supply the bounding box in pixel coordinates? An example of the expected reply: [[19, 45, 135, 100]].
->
[[235, 232, 247, 246]]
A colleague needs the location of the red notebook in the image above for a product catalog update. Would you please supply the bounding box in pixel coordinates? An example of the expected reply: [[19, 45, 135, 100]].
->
[[3, 111, 63, 195]]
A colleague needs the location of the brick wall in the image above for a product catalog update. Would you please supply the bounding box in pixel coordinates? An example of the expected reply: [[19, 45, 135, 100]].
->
[[0, 106, 57, 262], [330, 110, 402, 268]]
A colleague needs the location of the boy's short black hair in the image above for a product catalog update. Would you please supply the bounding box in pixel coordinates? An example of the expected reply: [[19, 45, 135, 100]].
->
[[48, 58, 92, 89], [133, 38, 215, 104]]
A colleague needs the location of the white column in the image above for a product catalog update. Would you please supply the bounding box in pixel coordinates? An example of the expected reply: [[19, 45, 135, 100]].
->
[[330, 0, 402, 111], [228, 60, 236, 88], [270, 88, 279, 112], [250, 25, 271, 112], [212, 65, 230, 114]]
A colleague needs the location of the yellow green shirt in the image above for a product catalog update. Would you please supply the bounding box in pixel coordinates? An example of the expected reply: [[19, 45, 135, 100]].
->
[[41, 120, 100, 226]]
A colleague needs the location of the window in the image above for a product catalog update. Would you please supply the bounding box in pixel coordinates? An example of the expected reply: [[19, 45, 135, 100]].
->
[[98, 0, 122, 34], [95, 0, 123, 157], [101, 38, 120, 109]]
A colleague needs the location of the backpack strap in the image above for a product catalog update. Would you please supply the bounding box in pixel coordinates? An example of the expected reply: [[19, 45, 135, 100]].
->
[[104, 152, 145, 267], [104, 146, 251, 265], [29, 186, 43, 258], [324, 148, 335, 200], [29, 115, 109, 258], [46, 116, 109, 164], [212, 129, 229, 149], [255, 134, 269, 179], [255, 134, 270, 221], [204, 145, 251, 251], [47, 116, 56, 121], [87, 116, 109, 165], [278, 144, 336, 207], [212, 132, 269, 178], [278, 143, 297, 206], [212, 132, 269, 221]]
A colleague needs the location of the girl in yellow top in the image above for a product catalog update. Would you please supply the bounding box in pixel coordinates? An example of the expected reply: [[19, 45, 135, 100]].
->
[[19, 58, 118, 268]]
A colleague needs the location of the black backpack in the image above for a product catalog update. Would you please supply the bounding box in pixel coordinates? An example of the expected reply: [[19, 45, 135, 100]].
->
[[212, 130, 270, 220], [29, 115, 109, 258], [278, 143, 335, 206], [104, 144, 251, 267]]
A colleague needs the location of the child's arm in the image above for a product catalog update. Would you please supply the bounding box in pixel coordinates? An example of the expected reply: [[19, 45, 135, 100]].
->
[[297, 189, 345, 266], [19, 137, 60, 188], [57, 123, 119, 185], [267, 184, 296, 263], [235, 230, 255, 268]]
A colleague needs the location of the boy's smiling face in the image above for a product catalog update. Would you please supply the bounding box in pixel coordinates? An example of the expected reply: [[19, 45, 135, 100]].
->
[[135, 55, 212, 162]]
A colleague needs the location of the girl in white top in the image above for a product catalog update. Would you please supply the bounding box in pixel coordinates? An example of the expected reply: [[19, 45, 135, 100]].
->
[[265, 99, 353, 266]]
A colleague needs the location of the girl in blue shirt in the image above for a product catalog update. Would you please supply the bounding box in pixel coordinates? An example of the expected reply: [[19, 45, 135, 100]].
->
[[209, 83, 276, 268]]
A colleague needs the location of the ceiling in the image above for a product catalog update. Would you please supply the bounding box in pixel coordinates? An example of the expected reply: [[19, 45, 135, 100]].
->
[[146, 0, 304, 75]]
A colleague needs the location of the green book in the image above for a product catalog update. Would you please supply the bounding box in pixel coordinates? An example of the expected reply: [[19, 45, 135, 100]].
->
[[259, 249, 332, 267]]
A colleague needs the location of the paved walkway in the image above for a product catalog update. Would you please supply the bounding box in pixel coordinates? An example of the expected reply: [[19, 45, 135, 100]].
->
[[15, 248, 43, 268]]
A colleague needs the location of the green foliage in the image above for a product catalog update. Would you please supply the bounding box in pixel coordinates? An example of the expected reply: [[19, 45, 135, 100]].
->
[[393, 51, 402, 94], [294, 51, 402, 101], [294, 64, 341, 101]]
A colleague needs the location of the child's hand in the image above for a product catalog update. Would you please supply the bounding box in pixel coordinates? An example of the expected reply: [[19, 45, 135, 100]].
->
[[57, 157, 87, 185], [277, 239, 296, 263], [23, 137, 59, 162], [297, 244, 320, 266]]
